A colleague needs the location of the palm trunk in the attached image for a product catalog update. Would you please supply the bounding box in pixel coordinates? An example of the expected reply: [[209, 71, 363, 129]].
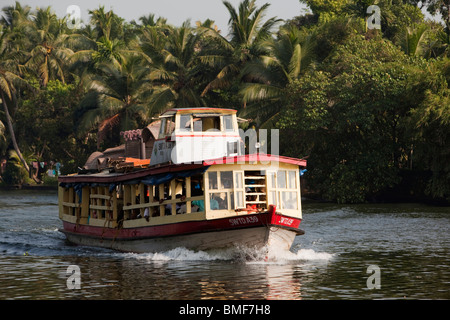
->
[[1, 91, 30, 172]]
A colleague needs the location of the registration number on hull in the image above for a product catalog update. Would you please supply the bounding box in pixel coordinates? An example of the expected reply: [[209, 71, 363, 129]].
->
[[228, 216, 259, 226]]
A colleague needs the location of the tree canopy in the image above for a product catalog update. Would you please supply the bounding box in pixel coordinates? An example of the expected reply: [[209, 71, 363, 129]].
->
[[0, 1, 448, 204]]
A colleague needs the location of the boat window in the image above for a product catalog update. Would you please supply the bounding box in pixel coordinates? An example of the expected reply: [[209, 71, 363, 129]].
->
[[192, 116, 221, 132], [158, 118, 166, 139], [179, 114, 192, 132], [193, 117, 202, 132], [165, 116, 175, 135], [277, 171, 287, 189], [210, 192, 228, 210], [208, 172, 218, 189], [288, 170, 297, 189], [234, 171, 244, 209], [206, 170, 238, 211], [281, 191, 297, 210], [223, 115, 234, 131], [234, 172, 243, 189], [275, 170, 298, 210], [220, 171, 233, 189]]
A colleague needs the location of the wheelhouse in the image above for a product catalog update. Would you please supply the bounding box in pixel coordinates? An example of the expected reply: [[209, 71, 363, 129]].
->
[[150, 108, 243, 166]]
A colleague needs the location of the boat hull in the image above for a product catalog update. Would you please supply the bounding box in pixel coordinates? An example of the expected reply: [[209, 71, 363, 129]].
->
[[60, 212, 303, 254]]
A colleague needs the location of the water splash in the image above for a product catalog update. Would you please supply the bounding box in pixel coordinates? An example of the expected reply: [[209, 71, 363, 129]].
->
[[124, 245, 334, 264], [271, 248, 334, 261]]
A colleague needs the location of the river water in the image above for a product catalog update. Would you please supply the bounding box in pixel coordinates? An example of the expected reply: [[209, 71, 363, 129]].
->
[[0, 189, 448, 301]]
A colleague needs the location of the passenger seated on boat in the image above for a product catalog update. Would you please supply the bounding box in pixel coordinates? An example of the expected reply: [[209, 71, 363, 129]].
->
[[178, 203, 187, 214], [218, 193, 228, 209], [176, 194, 186, 214], [210, 197, 219, 210], [132, 209, 139, 219], [144, 208, 149, 221], [192, 200, 204, 212], [165, 203, 172, 215]]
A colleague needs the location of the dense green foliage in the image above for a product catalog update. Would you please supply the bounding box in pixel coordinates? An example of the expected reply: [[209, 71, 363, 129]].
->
[[0, 0, 448, 203]]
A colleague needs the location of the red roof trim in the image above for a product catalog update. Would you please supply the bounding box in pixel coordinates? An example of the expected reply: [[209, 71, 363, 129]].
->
[[203, 154, 307, 167]]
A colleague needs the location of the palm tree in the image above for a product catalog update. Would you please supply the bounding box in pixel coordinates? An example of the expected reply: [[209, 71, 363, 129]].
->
[[0, 2, 32, 65], [0, 115, 5, 153], [88, 6, 124, 41], [239, 25, 316, 127], [25, 7, 74, 87], [76, 55, 153, 148], [140, 22, 206, 110], [400, 24, 430, 57], [0, 28, 33, 172], [69, 7, 135, 86], [137, 14, 168, 28], [199, 0, 281, 101]]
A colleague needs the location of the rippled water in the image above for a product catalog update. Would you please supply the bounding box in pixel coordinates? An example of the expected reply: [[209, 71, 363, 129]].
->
[[0, 189, 449, 300]]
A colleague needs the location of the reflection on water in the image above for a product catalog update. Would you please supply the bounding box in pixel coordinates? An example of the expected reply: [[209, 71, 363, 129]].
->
[[0, 190, 449, 300]]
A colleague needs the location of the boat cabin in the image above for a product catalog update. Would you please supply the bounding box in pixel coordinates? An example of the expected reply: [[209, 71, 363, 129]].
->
[[59, 155, 304, 230], [150, 108, 243, 166]]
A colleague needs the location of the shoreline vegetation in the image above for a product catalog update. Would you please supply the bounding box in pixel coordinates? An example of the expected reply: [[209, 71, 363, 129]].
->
[[0, 1, 449, 205]]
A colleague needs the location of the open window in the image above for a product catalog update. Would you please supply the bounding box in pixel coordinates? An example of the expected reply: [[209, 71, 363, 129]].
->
[[192, 114, 221, 132], [158, 116, 176, 138]]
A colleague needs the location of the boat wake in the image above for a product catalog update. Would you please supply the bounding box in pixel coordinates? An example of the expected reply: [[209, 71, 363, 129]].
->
[[124, 245, 334, 264]]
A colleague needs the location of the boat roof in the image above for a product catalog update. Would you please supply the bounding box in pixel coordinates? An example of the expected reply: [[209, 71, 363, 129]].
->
[[59, 154, 306, 184], [159, 107, 237, 117]]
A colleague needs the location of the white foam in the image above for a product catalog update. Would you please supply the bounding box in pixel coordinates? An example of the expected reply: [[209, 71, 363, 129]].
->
[[126, 247, 232, 261], [125, 246, 334, 263], [289, 248, 334, 261]]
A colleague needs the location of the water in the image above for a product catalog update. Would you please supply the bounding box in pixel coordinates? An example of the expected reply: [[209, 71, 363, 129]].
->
[[0, 189, 449, 300]]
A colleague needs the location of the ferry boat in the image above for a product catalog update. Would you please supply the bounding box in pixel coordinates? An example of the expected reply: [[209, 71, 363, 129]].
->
[[58, 108, 307, 255]]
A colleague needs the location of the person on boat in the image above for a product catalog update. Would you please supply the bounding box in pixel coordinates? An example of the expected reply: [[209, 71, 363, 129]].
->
[[144, 208, 149, 221], [210, 197, 219, 210], [192, 200, 204, 212]]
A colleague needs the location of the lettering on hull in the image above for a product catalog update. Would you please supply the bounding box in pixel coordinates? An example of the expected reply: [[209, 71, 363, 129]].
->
[[228, 216, 259, 226]]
